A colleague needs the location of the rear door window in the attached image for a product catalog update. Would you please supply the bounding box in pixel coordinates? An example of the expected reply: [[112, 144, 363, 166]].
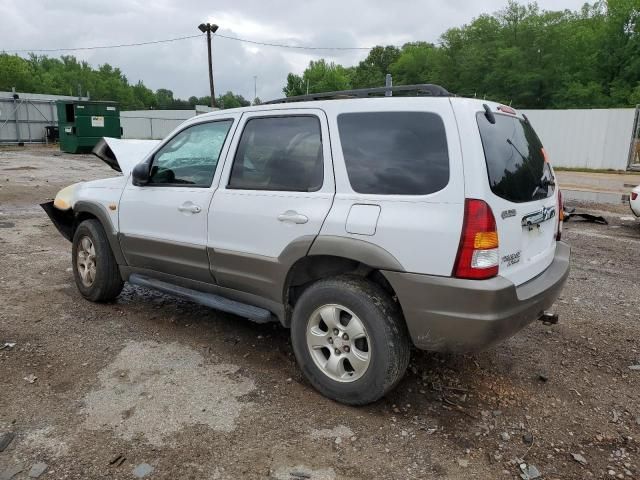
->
[[337, 112, 449, 195], [477, 113, 554, 203], [228, 116, 323, 192]]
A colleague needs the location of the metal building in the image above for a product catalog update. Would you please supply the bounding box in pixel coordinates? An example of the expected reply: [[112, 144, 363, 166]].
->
[[0, 90, 89, 144], [120, 106, 214, 140]]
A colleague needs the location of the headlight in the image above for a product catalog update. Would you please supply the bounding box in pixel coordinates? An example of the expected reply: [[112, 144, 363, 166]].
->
[[53, 183, 81, 211]]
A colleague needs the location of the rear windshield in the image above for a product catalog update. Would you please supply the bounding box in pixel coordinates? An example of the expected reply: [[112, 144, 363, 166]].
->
[[477, 112, 554, 203], [337, 112, 449, 195]]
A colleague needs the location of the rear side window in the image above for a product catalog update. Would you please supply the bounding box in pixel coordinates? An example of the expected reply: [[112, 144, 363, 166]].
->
[[337, 112, 449, 195], [228, 116, 323, 192], [477, 113, 554, 203]]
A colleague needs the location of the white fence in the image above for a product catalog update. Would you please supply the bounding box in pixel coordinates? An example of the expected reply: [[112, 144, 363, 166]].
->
[[120, 108, 212, 140], [521, 108, 637, 170]]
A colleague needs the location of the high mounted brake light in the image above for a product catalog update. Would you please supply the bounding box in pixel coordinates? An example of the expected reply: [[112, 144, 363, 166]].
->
[[453, 199, 499, 280], [497, 105, 516, 115]]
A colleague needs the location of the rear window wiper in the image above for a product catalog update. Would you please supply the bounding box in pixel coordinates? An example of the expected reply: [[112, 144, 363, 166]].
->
[[531, 176, 556, 199]]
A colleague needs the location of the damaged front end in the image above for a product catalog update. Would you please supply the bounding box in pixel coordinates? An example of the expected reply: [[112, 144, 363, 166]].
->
[[41, 136, 159, 243], [40, 182, 83, 241], [41, 200, 74, 241]]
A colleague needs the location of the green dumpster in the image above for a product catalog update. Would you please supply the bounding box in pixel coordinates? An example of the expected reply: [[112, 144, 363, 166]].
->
[[57, 101, 121, 153]]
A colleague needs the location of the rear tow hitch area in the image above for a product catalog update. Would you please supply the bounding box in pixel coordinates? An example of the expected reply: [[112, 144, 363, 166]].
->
[[539, 311, 559, 325]]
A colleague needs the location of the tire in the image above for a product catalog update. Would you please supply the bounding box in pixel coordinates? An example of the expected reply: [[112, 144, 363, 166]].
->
[[291, 275, 410, 405], [71, 219, 123, 302]]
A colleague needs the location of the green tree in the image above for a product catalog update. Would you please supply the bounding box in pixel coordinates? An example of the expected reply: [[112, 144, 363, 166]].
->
[[351, 45, 401, 88], [155, 89, 174, 108], [283, 59, 352, 96], [283, 73, 306, 96], [0, 54, 34, 91], [216, 91, 250, 109], [390, 42, 444, 86]]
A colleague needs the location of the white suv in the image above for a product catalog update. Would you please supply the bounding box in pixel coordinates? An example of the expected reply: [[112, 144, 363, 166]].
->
[[42, 85, 570, 405]]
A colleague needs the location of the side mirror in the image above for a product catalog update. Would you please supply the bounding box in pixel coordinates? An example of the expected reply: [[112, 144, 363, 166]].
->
[[132, 162, 151, 186]]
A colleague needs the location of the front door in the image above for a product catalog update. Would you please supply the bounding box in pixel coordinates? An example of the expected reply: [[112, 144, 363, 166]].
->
[[208, 109, 335, 302], [118, 117, 237, 283]]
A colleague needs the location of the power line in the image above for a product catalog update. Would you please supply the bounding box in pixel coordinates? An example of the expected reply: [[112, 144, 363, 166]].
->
[[2, 34, 204, 53], [214, 33, 374, 51], [2, 32, 376, 54]]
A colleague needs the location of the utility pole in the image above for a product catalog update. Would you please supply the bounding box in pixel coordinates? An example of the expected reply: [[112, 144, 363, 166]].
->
[[253, 75, 257, 103], [198, 23, 219, 108]]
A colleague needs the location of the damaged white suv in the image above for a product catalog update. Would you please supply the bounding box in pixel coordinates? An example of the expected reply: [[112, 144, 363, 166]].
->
[[43, 85, 570, 405]]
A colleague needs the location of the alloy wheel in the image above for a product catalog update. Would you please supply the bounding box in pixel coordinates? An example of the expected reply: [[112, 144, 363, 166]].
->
[[306, 304, 371, 382]]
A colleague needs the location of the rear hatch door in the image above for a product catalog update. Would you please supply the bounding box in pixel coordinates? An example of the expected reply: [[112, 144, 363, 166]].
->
[[476, 109, 558, 286]]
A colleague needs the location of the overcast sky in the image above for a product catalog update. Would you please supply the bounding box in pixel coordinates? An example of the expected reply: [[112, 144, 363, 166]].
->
[[1, 0, 588, 103]]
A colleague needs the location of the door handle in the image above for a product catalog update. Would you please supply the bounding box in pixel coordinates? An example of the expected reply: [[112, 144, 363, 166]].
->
[[178, 203, 202, 214], [277, 210, 309, 224]]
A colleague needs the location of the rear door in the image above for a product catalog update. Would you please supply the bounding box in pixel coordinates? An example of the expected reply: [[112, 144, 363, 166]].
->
[[472, 105, 558, 285], [208, 108, 334, 301]]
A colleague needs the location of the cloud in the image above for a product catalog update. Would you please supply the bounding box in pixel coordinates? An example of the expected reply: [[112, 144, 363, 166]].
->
[[0, 0, 587, 102]]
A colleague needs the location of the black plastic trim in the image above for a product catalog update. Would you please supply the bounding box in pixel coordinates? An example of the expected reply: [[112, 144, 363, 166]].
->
[[266, 84, 451, 104], [40, 201, 74, 241], [129, 273, 273, 323]]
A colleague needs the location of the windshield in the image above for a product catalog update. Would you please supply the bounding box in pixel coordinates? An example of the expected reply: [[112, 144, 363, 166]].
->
[[477, 112, 554, 203]]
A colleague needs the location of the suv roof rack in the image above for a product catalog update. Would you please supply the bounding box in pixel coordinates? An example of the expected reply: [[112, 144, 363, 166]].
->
[[265, 84, 451, 104]]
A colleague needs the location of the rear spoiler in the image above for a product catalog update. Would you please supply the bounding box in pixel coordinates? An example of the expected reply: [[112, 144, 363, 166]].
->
[[92, 137, 161, 174]]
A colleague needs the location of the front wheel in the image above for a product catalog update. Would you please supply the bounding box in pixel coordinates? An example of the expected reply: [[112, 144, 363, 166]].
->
[[291, 276, 410, 405], [72, 219, 123, 302]]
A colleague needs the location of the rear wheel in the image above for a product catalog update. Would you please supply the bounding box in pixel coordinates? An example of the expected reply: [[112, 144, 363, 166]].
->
[[291, 275, 410, 405], [72, 219, 123, 302]]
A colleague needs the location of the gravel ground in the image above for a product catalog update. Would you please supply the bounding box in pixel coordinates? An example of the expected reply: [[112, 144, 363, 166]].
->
[[0, 146, 639, 480]]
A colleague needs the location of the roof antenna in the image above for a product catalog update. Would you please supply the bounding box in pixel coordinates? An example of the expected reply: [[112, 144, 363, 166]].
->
[[385, 74, 392, 97]]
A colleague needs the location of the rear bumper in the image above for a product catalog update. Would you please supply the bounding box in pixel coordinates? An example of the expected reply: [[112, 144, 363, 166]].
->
[[383, 242, 571, 352]]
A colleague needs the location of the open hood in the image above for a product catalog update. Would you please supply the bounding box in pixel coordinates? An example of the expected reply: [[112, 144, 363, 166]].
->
[[92, 137, 161, 174]]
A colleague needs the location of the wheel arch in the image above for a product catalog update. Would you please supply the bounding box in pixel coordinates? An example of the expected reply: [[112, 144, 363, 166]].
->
[[282, 236, 406, 327], [72, 201, 127, 265]]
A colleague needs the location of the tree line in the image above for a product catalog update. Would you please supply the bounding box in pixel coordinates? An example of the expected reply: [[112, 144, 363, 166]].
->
[[1, 0, 637, 110], [284, 0, 640, 108], [0, 54, 254, 110]]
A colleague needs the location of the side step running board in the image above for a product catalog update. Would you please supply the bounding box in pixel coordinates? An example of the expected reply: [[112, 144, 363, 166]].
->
[[129, 273, 273, 324]]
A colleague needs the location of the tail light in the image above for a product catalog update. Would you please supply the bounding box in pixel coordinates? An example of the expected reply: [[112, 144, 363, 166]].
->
[[556, 190, 564, 241], [632, 192, 638, 201], [453, 199, 499, 280]]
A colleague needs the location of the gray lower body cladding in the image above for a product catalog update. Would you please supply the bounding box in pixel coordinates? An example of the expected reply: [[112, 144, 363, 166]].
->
[[119, 234, 213, 284], [383, 242, 571, 353]]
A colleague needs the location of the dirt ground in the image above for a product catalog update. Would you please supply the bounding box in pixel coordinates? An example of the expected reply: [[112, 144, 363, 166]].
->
[[0, 145, 639, 480]]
